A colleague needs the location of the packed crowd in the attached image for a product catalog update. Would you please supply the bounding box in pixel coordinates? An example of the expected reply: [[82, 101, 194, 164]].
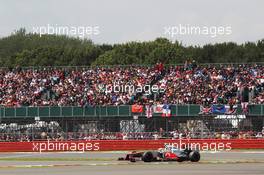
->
[[0, 62, 264, 107], [163, 61, 264, 105], [1, 120, 264, 142], [1, 130, 263, 142]]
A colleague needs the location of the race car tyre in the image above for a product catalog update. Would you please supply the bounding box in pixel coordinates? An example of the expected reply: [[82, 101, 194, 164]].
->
[[118, 157, 124, 161], [130, 158, 136, 162], [177, 157, 185, 162], [189, 151, 200, 162], [142, 151, 154, 162]]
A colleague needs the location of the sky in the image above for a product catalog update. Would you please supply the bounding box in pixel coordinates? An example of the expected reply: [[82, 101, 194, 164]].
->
[[0, 0, 263, 45]]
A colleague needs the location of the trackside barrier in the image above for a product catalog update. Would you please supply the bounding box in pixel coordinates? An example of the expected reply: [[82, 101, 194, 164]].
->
[[0, 139, 264, 152], [1, 105, 264, 118]]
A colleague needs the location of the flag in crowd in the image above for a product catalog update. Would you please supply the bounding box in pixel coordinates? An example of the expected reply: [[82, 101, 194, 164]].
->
[[199, 104, 237, 115], [211, 104, 226, 114], [131, 104, 143, 113], [162, 104, 171, 117], [199, 106, 212, 115], [132, 104, 172, 118], [145, 105, 153, 118], [225, 105, 238, 115], [153, 104, 163, 113]]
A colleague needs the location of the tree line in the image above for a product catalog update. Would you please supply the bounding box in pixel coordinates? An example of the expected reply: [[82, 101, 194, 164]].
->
[[0, 28, 264, 67]]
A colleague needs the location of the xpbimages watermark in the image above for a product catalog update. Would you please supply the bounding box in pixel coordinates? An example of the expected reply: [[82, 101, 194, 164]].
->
[[165, 140, 232, 152], [32, 140, 100, 153], [32, 24, 100, 38], [164, 24, 232, 38], [98, 82, 166, 95]]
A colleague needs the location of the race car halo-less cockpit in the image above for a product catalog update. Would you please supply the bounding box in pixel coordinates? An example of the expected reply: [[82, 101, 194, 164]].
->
[[118, 144, 200, 162]]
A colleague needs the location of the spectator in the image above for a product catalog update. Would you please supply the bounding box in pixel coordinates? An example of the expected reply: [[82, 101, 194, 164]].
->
[[0, 63, 264, 107]]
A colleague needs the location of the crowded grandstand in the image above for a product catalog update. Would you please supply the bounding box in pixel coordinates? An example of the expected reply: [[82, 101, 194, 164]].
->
[[0, 62, 264, 142], [1, 62, 263, 107]]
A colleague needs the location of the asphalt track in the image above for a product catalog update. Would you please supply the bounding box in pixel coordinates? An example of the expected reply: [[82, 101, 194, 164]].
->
[[0, 151, 263, 175]]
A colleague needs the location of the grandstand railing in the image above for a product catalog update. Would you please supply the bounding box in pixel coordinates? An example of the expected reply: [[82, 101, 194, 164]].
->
[[0, 104, 263, 118]]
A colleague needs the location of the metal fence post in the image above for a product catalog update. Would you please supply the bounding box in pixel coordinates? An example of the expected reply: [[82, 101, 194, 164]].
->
[[60, 106, 62, 116], [106, 106, 108, 116], [0, 108, 1, 119], [261, 105, 263, 116], [26, 107, 28, 117], [188, 105, 190, 116], [176, 105, 178, 116]]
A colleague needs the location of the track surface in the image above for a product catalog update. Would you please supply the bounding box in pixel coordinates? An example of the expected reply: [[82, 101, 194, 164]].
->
[[0, 151, 263, 175]]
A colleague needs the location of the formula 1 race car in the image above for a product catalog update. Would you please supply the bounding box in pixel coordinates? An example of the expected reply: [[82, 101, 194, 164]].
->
[[118, 145, 200, 163]]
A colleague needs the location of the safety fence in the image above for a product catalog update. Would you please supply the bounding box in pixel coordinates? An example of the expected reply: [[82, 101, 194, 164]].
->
[[0, 139, 263, 152], [1, 104, 264, 118], [0, 105, 200, 118]]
